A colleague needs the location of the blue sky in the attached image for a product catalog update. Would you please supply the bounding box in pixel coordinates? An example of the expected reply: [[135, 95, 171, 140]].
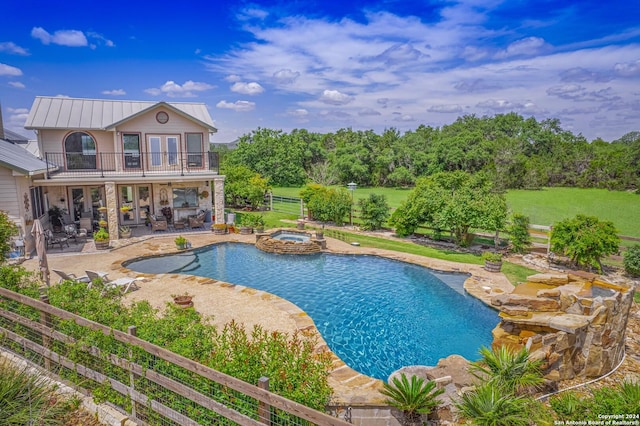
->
[[1, 0, 639, 143]]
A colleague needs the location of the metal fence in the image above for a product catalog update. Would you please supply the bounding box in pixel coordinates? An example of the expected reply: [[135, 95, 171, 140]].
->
[[0, 287, 350, 426]]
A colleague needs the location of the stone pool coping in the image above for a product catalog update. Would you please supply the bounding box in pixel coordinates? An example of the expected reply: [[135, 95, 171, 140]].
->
[[21, 231, 515, 406]]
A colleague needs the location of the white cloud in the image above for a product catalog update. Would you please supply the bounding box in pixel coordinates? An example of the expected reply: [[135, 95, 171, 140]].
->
[[614, 60, 640, 77], [216, 100, 256, 112], [0, 63, 22, 76], [31, 27, 88, 47], [86, 31, 115, 47], [145, 80, 214, 98], [102, 89, 126, 96], [560, 67, 612, 83], [273, 69, 299, 85], [495, 37, 548, 58], [225, 74, 242, 82], [0, 42, 29, 55], [358, 108, 381, 116], [547, 84, 620, 102], [477, 99, 523, 111], [6, 107, 30, 133], [8, 81, 25, 89], [319, 89, 353, 105], [288, 108, 309, 118], [428, 104, 464, 113], [231, 82, 265, 95]]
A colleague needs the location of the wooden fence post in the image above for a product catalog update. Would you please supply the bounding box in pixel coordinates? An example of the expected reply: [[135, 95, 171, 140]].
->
[[39, 295, 51, 370], [128, 325, 137, 420], [258, 376, 270, 425]]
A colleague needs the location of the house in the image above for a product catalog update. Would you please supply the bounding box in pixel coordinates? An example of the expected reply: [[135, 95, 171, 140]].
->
[[0, 129, 49, 255], [23, 96, 225, 241]]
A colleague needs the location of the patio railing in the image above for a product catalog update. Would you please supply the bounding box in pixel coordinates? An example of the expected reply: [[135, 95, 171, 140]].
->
[[44, 151, 219, 178]]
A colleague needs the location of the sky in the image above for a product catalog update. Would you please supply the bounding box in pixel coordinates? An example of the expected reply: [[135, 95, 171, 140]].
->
[[1, 0, 639, 143]]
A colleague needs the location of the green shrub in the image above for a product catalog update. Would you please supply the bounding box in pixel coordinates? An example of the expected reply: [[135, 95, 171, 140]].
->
[[358, 193, 390, 230], [550, 214, 620, 273], [508, 213, 531, 253], [0, 210, 18, 261], [624, 244, 640, 277], [455, 382, 531, 426], [481, 251, 503, 263]]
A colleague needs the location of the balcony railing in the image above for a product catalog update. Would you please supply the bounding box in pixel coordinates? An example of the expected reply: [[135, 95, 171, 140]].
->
[[44, 151, 219, 178]]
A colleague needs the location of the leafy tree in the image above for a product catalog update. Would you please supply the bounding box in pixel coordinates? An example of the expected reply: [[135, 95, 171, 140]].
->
[[390, 171, 507, 246], [222, 164, 270, 209], [380, 373, 444, 425], [550, 214, 620, 272], [302, 184, 352, 225], [358, 194, 391, 230], [623, 244, 640, 277], [0, 210, 18, 262], [508, 213, 532, 253]]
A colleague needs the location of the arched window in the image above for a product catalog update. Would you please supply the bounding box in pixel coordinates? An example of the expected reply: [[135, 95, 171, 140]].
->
[[64, 132, 96, 169]]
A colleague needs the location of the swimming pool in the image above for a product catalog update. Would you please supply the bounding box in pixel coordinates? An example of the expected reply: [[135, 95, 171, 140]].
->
[[125, 242, 498, 380]]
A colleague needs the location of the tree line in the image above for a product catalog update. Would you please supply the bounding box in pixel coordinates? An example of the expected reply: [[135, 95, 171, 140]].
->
[[214, 113, 640, 191]]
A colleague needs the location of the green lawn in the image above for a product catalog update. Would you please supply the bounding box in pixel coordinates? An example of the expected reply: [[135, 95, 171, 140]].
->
[[273, 186, 640, 238]]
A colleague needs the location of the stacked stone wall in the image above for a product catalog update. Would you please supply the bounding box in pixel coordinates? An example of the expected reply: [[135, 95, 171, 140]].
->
[[255, 236, 322, 255], [491, 273, 635, 381]]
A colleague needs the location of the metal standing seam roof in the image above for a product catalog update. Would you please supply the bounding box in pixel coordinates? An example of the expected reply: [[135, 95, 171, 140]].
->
[[24, 97, 217, 131], [0, 138, 49, 175]]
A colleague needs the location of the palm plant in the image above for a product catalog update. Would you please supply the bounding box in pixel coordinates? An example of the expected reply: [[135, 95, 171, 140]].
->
[[470, 345, 543, 394], [380, 373, 444, 425], [455, 382, 531, 426]]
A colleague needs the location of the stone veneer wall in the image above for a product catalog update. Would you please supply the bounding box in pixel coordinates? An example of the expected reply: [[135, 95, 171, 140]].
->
[[255, 235, 323, 255], [491, 273, 635, 381]]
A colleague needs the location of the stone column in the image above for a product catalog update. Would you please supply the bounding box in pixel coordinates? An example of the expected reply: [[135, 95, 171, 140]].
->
[[104, 182, 118, 241], [213, 176, 225, 225]]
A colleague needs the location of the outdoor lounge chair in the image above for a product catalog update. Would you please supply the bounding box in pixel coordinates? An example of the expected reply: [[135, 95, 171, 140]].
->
[[44, 229, 69, 250], [188, 212, 205, 228], [85, 270, 141, 294], [149, 214, 168, 232], [52, 269, 91, 284]]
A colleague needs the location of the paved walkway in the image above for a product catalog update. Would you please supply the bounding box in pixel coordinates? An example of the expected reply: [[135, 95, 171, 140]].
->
[[20, 229, 515, 405]]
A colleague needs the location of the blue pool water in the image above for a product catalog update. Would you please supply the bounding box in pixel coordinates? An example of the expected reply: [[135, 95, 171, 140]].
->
[[125, 243, 498, 380]]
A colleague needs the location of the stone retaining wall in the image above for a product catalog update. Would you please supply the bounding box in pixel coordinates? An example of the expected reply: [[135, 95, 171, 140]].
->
[[255, 235, 323, 255], [491, 273, 635, 381]]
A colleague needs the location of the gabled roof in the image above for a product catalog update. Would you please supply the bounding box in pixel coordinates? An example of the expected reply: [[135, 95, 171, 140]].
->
[[24, 96, 217, 132], [0, 138, 48, 176]]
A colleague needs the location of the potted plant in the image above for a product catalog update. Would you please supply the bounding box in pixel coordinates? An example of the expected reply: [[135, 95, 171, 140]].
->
[[175, 235, 188, 250], [93, 227, 110, 250], [119, 225, 131, 238], [212, 223, 227, 235], [48, 206, 64, 232], [252, 214, 265, 233], [482, 251, 503, 272], [171, 292, 193, 308], [239, 215, 254, 235]]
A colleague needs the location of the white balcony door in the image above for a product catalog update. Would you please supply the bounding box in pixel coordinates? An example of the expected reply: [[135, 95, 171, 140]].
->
[[148, 135, 180, 168]]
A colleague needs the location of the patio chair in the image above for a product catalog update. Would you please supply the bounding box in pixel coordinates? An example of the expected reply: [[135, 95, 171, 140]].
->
[[149, 214, 168, 232], [64, 223, 88, 244], [86, 270, 141, 294], [79, 217, 93, 233], [52, 269, 91, 284], [188, 212, 205, 229], [44, 229, 69, 250]]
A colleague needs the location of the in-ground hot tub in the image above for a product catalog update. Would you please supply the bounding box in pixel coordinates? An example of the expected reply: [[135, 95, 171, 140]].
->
[[256, 229, 321, 254]]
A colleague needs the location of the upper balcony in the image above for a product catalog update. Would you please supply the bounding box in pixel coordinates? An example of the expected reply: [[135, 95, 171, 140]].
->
[[43, 151, 219, 179]]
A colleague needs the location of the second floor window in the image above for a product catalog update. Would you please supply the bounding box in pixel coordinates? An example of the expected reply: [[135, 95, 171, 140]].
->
[[123, 134, 141, 169], [64, 131, 96, 169], [186, 133, 203, 167]]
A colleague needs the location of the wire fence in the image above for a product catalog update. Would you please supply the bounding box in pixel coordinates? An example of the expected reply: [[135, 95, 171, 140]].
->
[[0, 287, 350, 426]]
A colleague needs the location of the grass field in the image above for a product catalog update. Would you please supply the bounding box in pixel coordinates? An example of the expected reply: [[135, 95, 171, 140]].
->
[[272, 186, 640, 238]]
